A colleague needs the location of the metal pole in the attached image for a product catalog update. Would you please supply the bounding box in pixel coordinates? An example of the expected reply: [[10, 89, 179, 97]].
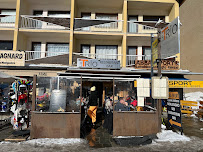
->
[[151, 33, 154, 78], [151, 33, 154, 107], [157, 28, 162, 132]]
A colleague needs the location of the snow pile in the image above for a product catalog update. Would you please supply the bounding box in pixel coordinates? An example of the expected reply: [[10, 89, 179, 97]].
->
[[22, 138, 86, 146], [155, 130, 190, 143], [184, 92, 203, 102]]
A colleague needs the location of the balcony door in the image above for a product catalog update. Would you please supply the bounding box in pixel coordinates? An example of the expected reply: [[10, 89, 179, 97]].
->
[[46, 43, 69, 57], [143, 47, 151, 60], [81, 45, 90, 58], [81, 13, 91, 31], [128, 16, 138, 33], [127, 46, 137, 65], [96, 45, 117, 60], [32, 42, 41, 59]]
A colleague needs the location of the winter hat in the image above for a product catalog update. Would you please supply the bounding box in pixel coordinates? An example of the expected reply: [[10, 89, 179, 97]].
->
[[90, 86, 96, 91]]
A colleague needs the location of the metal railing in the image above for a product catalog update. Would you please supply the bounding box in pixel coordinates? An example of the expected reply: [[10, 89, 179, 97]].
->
[[74, 18, 123, 33], [0, 15, 15, 28], [21, 16, 70, 30], [25, 51, 69, 61], [126, 55, 151, 66], [73, 52, 123, 60], [127, 21, 157, 34]]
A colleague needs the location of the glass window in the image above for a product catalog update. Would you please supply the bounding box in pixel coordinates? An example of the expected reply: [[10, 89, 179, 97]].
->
[[48, 11, 70, 17], [128, 16, 138, 33], [96, 45, 118, 60], [127, 46, 137, 65], [36, 77, 81, 113], [81, 45, 90, 58], [0, 9, 16, 23], [96, 14, 118, 28], [143, 16, 165, 22], [31, 42, 41, 59], [0, 41, 13, 50], [46, 43, 69, 57], [81, 13, 91, 31], [143, 47, 151, 60]]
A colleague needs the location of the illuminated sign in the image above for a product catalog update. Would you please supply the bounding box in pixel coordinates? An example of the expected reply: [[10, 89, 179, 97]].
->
[[77, 58, 120, 69], [169, 80, 203, 88], [134, 80, 203, 88], [0, 51, 25, 66]]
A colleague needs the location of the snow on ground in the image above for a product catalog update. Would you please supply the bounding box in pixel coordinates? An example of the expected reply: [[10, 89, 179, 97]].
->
[[184, 92, 203, 102], [155, 130, 190, 143], [23, 138, 86, 146]]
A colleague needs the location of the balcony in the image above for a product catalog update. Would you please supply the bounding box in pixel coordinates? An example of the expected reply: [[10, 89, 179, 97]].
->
[[0, 15, 16, 28], [20, 16, 70, 30], [127, 21, 157, 34], [74, 18, 123, 33]]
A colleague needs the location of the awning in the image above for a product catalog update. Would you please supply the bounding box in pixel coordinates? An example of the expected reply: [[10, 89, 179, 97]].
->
[[27, 16, 120, 29]]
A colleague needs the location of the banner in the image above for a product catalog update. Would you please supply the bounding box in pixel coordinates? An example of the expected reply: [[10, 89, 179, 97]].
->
[[161, 17, 180, 59], [0, 51, 25, 66], [152, 39, 158, 66]]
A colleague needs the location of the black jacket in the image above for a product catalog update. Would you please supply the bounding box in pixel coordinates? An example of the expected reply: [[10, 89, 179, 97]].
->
[[89, 91, 98, 106]]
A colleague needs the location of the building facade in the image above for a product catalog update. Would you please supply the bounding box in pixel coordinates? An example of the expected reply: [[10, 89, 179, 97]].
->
[[0, 0, 180, 77], [180, 0, 203, 92]]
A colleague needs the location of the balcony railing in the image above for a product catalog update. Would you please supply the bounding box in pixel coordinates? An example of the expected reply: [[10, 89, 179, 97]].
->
[[73, 52, 123, 60], [126, 55, 151, 66], [21, 16, 70, 30], [0, 15, 15, 28], [25, 51, 69, 61], [127, 21, 157, 34], [74, 18, 123, 33]]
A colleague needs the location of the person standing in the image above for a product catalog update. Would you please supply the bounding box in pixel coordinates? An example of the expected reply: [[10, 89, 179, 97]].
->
[[87, 86, 98, 126]]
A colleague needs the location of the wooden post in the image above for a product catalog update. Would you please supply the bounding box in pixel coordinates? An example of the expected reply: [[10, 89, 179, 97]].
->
[[32, 75, 37, 111]]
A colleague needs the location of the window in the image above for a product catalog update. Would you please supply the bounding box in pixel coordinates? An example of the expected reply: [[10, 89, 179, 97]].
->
[[127, 46, 137, 65], [143, 16, 165, 22], [0, 9, 16, 23], [143, 47, 151, 60], [33, 10, 43, 16], [81, 13, 91, 31], [32, 42, 41, 59], [48, 11, 70, 17], [143, 16, 165, 30], [81, 45, 90, 58], [95, 45, 118, 60], [46, 43, 69, 57], [0, 41, 13, 50], [128, 16, 138, 33], [95, 14, 118, 28]]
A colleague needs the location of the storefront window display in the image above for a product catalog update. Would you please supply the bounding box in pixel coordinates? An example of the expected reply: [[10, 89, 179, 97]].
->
[[114, 80, 156, 112], [36, 77, 81, 113]]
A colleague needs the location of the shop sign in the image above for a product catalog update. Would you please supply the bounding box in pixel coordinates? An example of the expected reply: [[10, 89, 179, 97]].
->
[[135, 60, 179, 70], [134, 80, 203, 88], [152, 39, 158, 66], [0, 50, 25, 66], [161, 17, 180, 59], [167, 92, 182, 129], [152, 76, 169, 99], [77, 58, 120, 69], [169, 80, 203, 88]]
